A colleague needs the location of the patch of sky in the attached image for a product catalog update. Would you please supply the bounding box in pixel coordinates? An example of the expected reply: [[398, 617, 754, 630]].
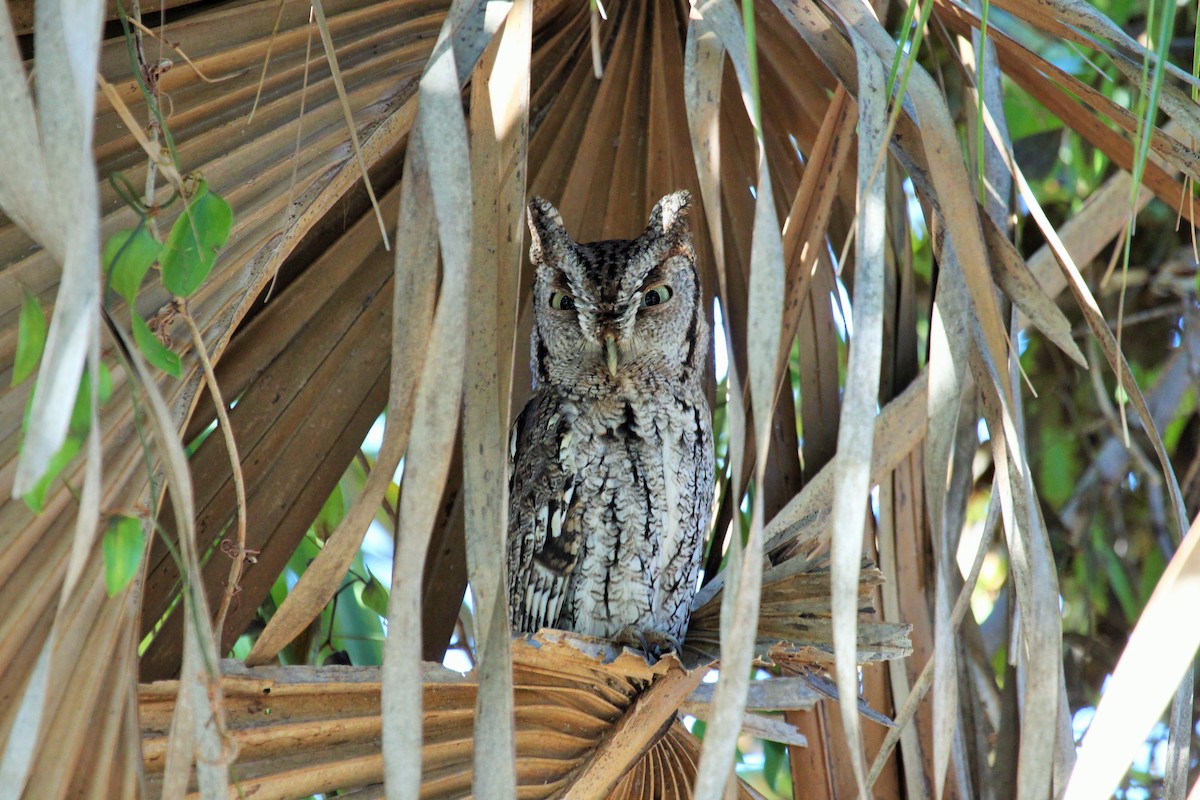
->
[[832, 286, 851, 341], [443, 643, 473, 673], [714, 299, 729, 383], [903, 177, 927, 242], [360, 415, 406, 483], [1072, 705, 1095, 741], [362, 521, 395, 590], [442, 588, 476, 673], [362, 415, 385, 455], [352, 414, 406, 641], [788, 132, 805, 165]]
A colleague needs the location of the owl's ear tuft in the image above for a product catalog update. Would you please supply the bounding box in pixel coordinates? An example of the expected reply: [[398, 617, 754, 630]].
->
[[647, 190, 692, 237], [527, 197, 567, 264]]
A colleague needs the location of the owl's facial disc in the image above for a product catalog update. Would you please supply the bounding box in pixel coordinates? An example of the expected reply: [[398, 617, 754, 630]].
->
[[527, 191, 700, 390]]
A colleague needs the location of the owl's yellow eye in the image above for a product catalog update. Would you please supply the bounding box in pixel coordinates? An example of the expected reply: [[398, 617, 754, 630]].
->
[[639, 285, 673, 308], [549, 291, 576, 311]]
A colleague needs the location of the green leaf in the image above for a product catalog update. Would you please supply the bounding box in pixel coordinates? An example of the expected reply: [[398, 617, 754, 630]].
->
[[763, 738, 786, 789], [131, 313, 182, 378], [103, 515, 146, 596], [69, 364, 114, 436], [361, 571, 390, 619], [104, 227, 161, 303], [315, 484, 346, 538], [97, 364, 113, 404], [159, 180, 233, 297], [12, 287, 47, 386], [1093, 526, 1138, 624], [1137, 545, 1167, 607], [23, 435, 81, 513], [331, 556, 386, 665], [1038, 425, 1078, 507]]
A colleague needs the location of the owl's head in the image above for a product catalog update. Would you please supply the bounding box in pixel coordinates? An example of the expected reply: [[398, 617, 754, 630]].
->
[[526, 191, 707, 393]]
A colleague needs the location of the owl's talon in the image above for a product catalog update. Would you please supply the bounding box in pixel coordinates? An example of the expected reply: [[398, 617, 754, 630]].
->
[[613, 627, 681, 661]]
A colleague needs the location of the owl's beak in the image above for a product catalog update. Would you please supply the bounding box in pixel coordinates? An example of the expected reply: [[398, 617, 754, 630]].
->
[[604, 334, 620, 377]]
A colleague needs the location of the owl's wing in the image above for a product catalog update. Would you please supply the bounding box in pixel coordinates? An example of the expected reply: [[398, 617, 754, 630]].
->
[[507, 393, 582, 634]]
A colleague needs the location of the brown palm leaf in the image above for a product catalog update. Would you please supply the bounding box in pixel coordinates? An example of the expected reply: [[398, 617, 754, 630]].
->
[[139, 635, 759, 799]]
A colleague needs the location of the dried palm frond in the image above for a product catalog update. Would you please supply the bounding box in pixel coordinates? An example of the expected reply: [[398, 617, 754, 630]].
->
[[0, 1, 438, 794], [689, 553, 912, 669], [140, 635, 764, 799]]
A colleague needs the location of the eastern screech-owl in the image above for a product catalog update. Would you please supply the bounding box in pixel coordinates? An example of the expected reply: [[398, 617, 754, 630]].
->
[[507, 190, 714, 653]]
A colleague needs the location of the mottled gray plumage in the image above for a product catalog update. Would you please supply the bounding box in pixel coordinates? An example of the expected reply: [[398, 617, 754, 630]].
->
[[507, 191, 714, 650]]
